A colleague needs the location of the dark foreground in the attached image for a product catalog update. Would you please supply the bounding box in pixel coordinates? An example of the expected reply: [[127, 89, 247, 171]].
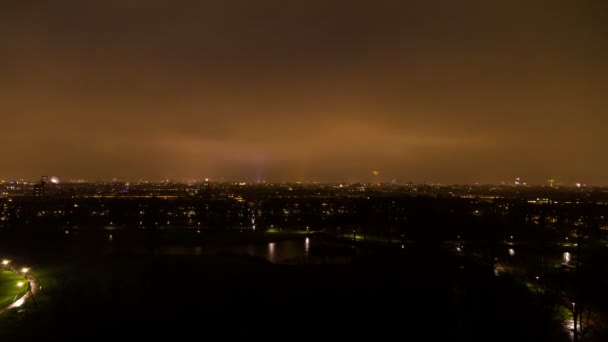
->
[[0, 249, 568, 341]]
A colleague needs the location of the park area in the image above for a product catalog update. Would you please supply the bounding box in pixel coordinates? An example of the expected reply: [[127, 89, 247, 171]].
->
[[0, 270, 27, 310]]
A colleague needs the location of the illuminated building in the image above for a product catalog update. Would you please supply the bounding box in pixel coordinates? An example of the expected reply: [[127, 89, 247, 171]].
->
[[34, 184, 44, 197]]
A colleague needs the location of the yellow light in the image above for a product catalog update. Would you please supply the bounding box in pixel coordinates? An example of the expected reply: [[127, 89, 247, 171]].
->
[[21, 267, 29, 273], [1, 259, 9, 266], [16, 282, 24, 287]]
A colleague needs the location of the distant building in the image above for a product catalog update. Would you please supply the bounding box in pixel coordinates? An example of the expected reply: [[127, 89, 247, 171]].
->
[[34, 176, 49, 197], [33, 184, 45, 197]]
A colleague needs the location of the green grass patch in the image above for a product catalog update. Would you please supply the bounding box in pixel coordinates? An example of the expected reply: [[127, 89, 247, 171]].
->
[[265, 228, 307, 235], [554, 305, 572, 321], [338, 233, 399, 244], [0, 270, 28, 310]]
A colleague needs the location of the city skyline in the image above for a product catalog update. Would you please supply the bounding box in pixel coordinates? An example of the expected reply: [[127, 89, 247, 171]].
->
[[1, 1, 607, 184], [0, 175, 600, 187]]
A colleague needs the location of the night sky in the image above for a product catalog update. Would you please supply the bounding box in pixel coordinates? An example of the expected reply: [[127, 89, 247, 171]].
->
[[1, 1, 607, 184]]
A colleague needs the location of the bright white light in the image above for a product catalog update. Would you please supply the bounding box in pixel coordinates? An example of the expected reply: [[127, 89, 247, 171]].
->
[[508, 248, 515, 256], [12, 298, 24, 308], [49, 176, 60, 184], [1, 259, 9, 266], [21, 268, 29, 274], [535, 276, 539, 280], [305, 237, 310, 254], [16, 282, 24, 287], [563, 252, 571, 264]]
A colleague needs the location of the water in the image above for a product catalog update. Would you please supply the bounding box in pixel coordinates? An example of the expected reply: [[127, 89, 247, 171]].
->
[[500, 246, 575, 269], [132, 235, 574, 268], [153, 239, 308, 263]]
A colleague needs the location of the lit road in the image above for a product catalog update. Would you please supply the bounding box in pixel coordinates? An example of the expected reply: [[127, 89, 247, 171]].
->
[[0, 273, 41, 314]]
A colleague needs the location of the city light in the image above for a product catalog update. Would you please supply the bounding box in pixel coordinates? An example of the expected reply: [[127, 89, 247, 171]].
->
[[16, 282, 24, 287], [21, 268, 29, 274], [1, 259, 9, 266]]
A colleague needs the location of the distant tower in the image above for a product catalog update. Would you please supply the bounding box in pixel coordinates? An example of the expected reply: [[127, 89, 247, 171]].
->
[[203, 178, 211, 196], [372, 170, 381, 186], [34, 176, 48, 197]]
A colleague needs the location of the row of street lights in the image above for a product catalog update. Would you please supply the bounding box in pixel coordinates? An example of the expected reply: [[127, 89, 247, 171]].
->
[[2, 259, 32, 308], [2, 259, 30, 274]]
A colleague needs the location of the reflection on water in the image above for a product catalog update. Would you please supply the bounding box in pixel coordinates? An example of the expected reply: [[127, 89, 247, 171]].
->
[[268, 243, 276, 263], [563, 252, 571, 265], [495, 245, 576, 267], [154, 239, 310, 263]]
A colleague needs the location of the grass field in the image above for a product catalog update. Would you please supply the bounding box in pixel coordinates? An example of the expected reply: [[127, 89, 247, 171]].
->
[[0, 270, 27, 310]]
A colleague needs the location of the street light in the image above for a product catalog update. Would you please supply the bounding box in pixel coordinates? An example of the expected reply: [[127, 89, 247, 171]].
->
[[21, 268, 29, 274], [1, 259, 9, 266]]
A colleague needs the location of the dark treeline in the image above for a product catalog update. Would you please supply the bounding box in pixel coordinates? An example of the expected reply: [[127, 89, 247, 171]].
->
[[1, 194, 607, 245]]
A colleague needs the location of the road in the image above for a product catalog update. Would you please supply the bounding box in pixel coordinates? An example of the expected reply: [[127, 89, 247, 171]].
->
[[0, 272, 41, 314]]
